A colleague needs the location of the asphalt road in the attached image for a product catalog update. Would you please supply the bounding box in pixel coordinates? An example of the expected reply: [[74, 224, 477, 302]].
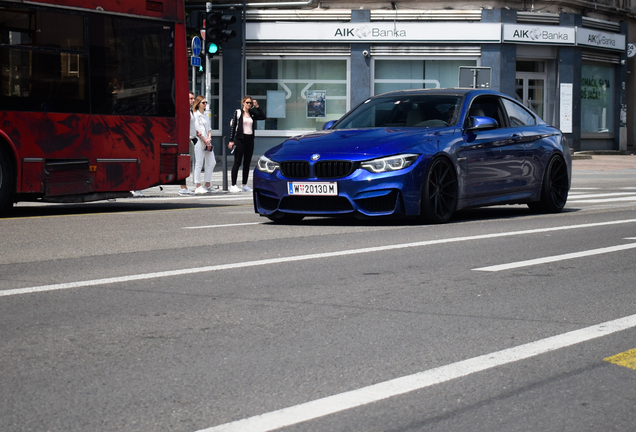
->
[[1, 156, 636, 432]]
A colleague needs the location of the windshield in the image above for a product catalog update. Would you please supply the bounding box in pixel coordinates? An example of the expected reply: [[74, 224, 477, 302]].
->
[[334, 95, 462, 129]]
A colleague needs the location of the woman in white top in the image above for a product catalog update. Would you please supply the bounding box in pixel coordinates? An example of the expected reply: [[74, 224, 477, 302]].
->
[[192, 95, 217, 194]]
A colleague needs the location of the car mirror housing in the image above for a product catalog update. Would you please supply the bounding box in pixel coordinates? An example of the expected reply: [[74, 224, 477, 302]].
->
[[465, 116, 498, 132], [322, 120, 337, 130]]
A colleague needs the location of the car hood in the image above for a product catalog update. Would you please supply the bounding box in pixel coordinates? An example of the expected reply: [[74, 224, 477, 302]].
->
[[266, 128, 446, 161]]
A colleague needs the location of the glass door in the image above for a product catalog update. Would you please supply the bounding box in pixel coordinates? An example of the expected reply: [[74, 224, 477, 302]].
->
[[515, 73, 546, 121]]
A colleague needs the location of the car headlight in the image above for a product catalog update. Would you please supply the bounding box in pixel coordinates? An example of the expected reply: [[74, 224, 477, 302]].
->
[[257, 156, 279, 173], [361, 154, 418, 173]]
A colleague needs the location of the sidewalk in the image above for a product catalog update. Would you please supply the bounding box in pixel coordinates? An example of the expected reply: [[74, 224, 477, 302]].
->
[[572, 152, 636, 172], [133, 164, 255, 197]]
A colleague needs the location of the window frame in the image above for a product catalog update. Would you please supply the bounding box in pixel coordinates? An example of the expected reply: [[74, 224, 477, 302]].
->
[[371, 56, 480, 96], [245, 55, 350, 137]]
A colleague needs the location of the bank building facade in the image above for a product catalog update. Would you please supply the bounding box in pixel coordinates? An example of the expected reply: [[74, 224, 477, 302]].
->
[[196, 0, 635, 155]]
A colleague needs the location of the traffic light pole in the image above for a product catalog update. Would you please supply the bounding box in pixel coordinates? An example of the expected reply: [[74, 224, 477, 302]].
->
[[242, 0, 246, 98], [205, 2, 223, 189], [205, 2, 212, 118]]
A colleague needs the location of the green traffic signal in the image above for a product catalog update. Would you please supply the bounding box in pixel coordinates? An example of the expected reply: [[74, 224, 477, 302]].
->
[[204, 10, 236, 57], [207, 42, 219, 55]]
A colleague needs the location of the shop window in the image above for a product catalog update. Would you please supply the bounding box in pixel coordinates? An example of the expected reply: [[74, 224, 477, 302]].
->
[[516, 61, 545, 73], [246, 58, 347, 131], [374, 60, 477, 94], [581, 64, 614, 135], [206, 60, 220, 130]]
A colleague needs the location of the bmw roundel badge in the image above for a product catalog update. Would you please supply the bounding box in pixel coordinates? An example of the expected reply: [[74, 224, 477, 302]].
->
[[311, 154, 321, 161]]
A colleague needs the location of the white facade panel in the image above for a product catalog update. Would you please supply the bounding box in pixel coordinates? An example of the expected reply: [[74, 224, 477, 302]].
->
[[503, 24, 575, 45], [576, 28, 625, 51], [247, 22, 502, 43]]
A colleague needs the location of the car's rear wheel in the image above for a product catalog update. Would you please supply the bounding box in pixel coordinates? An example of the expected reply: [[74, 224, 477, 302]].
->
[[0, 145, 15, 215], [528, 154, 569, 213], [267, 213, 305, 224], [420, 157, 457, 224]]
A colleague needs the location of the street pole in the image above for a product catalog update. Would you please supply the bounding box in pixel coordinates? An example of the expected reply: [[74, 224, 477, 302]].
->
[[242, 0, 246, 97], [205, 2, 212, 115]]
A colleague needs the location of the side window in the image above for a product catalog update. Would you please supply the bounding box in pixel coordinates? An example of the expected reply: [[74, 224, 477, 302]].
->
[[89, 15, 175, 117], [467, 97, 504, 128], [0, 7, 89, 113], [502, 98, 536, 127]]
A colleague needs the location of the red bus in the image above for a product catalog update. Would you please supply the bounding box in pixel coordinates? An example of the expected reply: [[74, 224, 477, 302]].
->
[[0, 0, 190, 213]]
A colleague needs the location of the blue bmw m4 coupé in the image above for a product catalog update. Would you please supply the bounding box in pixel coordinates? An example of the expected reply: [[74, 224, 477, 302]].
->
[[253, 89, 571, 224]]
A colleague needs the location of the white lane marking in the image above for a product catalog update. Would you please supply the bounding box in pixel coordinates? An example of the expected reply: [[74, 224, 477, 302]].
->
[[567, 192, 636, 199], [183, 222, 262, 229], [202, 196, 253, 201], [568, 196, 636, 204], [473, 241, 636, 272], [122, 196, 251, 202], [3, 218, 636, 298], [196, 313, 636, 432]]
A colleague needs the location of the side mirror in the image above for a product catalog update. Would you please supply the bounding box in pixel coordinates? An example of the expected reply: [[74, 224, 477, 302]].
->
[[322, 120, 337, 130], [465, 116, 498, 132]]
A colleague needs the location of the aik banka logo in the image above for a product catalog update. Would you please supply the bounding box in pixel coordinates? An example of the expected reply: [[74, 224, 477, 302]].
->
[[334, 25, 406, 39]]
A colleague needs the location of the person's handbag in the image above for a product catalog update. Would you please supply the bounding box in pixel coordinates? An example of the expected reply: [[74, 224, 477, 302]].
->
[[229, 109, 241, 131]]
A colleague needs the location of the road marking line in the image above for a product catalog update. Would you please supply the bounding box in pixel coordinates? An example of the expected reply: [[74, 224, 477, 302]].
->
[[604, 348, 636, 370], [3, 219, 636, 298], [183, 222, 262, 229], [567, 192, 636, 199], [568, 196, 636, 204], [473, 241, 636, 272], [196, 314, 636, 432]]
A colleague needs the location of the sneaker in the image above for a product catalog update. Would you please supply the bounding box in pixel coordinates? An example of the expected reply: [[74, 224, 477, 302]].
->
[[241, 185, 252, 192], [178, 188, 194, 196], [131, 190, 144, 197], [229, 185, 241, 193], [194, 186, 208, 195], [209, 186, 223, 194]]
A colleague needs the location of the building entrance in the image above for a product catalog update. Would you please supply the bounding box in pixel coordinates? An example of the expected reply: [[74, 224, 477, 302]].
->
[[515, 60, 549, 122], [515, 73, 547, 121]]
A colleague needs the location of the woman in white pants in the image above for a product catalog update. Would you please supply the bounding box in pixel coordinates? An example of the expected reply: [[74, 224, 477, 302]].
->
[[192, 95, 216, 194]]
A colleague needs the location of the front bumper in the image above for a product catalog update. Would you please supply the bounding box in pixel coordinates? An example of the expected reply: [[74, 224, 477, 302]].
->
[[253, 157, 427, 218]]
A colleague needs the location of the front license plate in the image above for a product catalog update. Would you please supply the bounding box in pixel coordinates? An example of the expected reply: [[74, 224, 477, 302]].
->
[[287, 182, 338, 196]]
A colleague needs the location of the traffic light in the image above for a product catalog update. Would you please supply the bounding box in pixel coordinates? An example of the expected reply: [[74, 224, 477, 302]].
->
[[205, 11, 222, 56], [185, 11, 202, 30], [205, 10, 237, 56], [219, 13, 237, 43]]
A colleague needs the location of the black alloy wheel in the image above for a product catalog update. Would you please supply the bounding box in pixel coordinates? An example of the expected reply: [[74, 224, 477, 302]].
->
[[528, 155, 569, 213], [420, 157, 458, 224]]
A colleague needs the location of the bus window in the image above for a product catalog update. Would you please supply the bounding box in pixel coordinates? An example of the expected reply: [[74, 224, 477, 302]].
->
[[89, 16, 175, 117]]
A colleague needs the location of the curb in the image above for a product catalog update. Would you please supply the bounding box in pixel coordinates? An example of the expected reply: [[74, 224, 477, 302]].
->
[[572, 150, 636, 160]]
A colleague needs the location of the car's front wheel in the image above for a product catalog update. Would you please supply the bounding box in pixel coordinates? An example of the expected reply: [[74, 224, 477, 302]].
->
[[528, 154, 569, 213], [419, 156, 457, 224]]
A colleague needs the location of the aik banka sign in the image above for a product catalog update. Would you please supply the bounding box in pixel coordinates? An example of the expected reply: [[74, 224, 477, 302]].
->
[[576, 28, 625, 51], [247, 22, 502, 43], [503, 24, 575, 45]]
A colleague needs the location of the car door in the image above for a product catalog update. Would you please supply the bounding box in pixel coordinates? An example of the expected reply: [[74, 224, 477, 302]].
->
[[500, 97, 546, 189], [456, 96, 525, 198]]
